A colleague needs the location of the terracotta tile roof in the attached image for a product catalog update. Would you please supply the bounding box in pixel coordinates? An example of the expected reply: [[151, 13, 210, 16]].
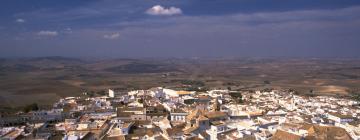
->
[[122, 122, 134, 128], [198, 115, 209, 121], [186, 109, 204, 121], [328, 112, 354, 119], [197, 95, 211, 101], [177, 91, 192, 95], [117, 107, 145, 112], [166, 127, 184, 137], [184, 125, 200, 134], [117, 107, 145, 117], [299, 123, 313, 130], [172, 108, 187, 113], [145, 129, 154, 137], [185, 137, 203, 140], [305, 125, 352, 140], [154, 135, 167, 140], [204, 111, 227, 119], [238, 135, 256, 140], [2, 129, 20, 138], [116, 111, 133, 117], [200, 131, 210, 138], [104, 135, 126, 140], [271, 130, 302, 140], [82, 132, 96, 140], [211, 121, 224, 126], [281, 123, 303, 129]]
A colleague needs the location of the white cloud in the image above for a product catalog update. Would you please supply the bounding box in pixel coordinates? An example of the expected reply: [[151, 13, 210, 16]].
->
[[16, 18, 25, 23], [63, 28, 73, 34], [146, 5, 182, 16], [103, 33, 120, 39], [37, 31, 58, 36]]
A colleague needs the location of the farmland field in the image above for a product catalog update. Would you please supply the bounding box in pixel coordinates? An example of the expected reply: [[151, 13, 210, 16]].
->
[[0, 57, 359, 108]]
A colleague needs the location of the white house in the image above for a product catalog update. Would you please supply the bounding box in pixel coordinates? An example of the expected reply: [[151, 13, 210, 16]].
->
[[170, 109, 188, 122], [207, 121, 235, 140], [109, 89, 115, 98], [328, 112, 354, 124], [151, 87, 166, 99]]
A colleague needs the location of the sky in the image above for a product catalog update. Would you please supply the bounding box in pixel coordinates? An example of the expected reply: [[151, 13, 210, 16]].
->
[[1, 0, 360, 58]]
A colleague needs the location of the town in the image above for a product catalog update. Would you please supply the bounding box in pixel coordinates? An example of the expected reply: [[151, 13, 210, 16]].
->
[[1, 87, 359, 140]]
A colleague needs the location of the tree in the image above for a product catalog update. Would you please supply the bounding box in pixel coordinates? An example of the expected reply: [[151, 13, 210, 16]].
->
[[138, 98, 144, 104], [229, 92, 243, 103], [264, 80, 271, 84], [23, 103, 39, 113], [184, 99, 195, 105], [88, 92, 95, 97], [349, 88, 360, 102], [97, 90, 106, 96]]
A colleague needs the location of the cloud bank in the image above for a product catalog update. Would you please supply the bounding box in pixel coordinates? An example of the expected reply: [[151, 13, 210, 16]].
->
[[146, 5, 182, 16], [37, 31, 58, 36], [103, 33, 120, 39], [16, 18, 25, 23]]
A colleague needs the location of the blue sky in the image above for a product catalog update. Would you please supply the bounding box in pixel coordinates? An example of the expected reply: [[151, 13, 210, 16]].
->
[[1, 0, 360, 58]]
